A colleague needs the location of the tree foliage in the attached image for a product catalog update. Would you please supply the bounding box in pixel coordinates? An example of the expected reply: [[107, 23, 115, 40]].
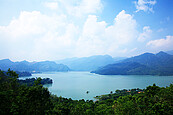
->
[[0, 69, 53, 114]]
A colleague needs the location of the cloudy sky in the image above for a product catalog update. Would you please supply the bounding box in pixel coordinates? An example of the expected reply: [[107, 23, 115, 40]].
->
[[0, 0, 173, 61]]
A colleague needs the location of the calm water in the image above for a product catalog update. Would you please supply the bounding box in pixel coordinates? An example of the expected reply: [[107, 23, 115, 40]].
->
[[21, 72, 173, 100]]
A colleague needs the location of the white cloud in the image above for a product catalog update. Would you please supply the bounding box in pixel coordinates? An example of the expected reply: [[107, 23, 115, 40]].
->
[[0, 9, 139, 61], [130, 48, 137, 52], [76, 0, 102, 14], [147, 36, 173, 51], [59, 0, 103, 17], [75, 15, 107, 57], [106, 10, 137, 44], [134, 0, 156, 12], [44, 2, 58, 10], [75, 10, 138, 57], [0, 11, 78, 61], [82, 15, 106, 38], [0, 11, 67, 38], [138, 26, 152, 42]]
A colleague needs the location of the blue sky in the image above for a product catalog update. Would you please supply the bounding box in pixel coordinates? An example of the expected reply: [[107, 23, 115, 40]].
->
[[0, 0, 173, 61]]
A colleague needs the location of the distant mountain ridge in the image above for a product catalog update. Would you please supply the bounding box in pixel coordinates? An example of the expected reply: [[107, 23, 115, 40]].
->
[[0, 59, 70, 72], [55, 55, 120, 71], [166, 50, 173, 55], [92, 51, 173, 76]]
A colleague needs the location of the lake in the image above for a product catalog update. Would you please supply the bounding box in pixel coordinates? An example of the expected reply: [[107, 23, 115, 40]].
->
[[20, 71, 173, 100]]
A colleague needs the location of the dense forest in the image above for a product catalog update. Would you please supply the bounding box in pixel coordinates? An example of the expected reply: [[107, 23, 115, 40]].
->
[[0, 69, 173, 114]]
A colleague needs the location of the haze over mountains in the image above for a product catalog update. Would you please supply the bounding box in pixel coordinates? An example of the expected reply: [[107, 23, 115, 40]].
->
[[0, 59, 70, 72], [55, 55, 125, 71], [0, 51, 173, 76], [0, 55, 125, 72], [92, 51, 173, 76], [166, 50, 173, 55]]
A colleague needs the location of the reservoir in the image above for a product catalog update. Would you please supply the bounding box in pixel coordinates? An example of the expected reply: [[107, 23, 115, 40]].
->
[[21, 71, 173, 100]]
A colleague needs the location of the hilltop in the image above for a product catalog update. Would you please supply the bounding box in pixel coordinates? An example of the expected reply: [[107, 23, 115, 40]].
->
[[91, 51, 173, 76]]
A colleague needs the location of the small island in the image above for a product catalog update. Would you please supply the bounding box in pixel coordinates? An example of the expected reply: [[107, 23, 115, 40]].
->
[[18, 78, 53, 86]]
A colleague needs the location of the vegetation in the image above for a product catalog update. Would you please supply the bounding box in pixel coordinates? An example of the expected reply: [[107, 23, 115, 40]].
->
[[95, 88, 145, 101], [0, 69, 53, 114], [18, 78, 53, 86], [0, 69, 173, 114], [92, 51, 173, 76]]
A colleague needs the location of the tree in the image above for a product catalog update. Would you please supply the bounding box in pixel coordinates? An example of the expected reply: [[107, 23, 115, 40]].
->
[[0, 70, 53, 114]]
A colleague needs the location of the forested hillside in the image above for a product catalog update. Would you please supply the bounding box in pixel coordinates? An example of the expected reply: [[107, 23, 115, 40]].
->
[[92, 51, 173, 76]]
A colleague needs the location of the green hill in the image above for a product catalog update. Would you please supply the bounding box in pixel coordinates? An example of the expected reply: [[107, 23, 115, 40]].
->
[[92, 51, 173, 76]]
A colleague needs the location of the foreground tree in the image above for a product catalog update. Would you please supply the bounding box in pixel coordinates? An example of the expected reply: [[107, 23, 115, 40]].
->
[[113, 84, 173, 115], [0, 69, 53, 114]]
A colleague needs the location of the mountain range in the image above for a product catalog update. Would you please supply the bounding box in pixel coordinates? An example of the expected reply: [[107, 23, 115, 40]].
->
[[0, 59, 70, 72], [55, 55, 124, 71], [91, 51, 173, 76], [166, 50, 173, 55], [1, 51, 173, 75]]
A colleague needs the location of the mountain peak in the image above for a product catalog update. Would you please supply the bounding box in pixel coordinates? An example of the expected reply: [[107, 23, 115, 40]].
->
[[157, 51, 166, 54], [0, 59, 13, 63], [132, 52, 155, 59], [21, 60, 28, 62], [142, 52, 155, 56], [92, 51, 173, 76], [166, 50, 173, 55], [156, 51, 170, 57]]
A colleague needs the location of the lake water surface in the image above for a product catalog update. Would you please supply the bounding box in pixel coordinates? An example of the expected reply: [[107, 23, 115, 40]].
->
[[21, 72, 173, 100]]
